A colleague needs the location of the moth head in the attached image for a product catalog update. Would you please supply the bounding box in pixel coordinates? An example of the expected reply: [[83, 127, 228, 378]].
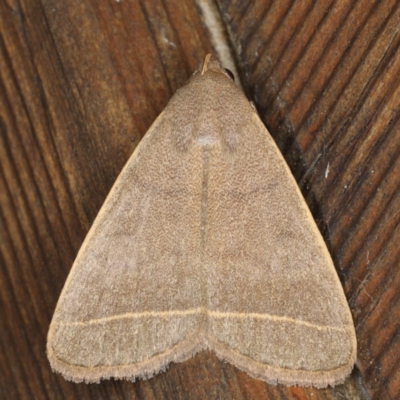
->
[[198, 54, 235, 82]]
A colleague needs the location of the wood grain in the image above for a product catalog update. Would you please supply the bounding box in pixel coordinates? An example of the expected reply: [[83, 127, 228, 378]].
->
[[218, 0, 400, 399], [1, 0, 398, 398]]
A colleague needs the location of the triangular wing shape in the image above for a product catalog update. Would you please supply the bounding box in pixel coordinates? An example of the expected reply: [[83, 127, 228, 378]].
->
[[47, 55, 356, 387], [202, 98, 356, 388], [47, 97, 209, 382]]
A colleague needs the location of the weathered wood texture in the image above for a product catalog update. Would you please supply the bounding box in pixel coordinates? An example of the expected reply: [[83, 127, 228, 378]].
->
[[0, 0, 398, 399], [217, 0, 400, 399]]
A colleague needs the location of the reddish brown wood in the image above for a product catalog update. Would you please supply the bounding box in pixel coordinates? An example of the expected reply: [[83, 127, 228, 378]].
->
[[2, 0, 397, 398], [218, 0, 400, 399]]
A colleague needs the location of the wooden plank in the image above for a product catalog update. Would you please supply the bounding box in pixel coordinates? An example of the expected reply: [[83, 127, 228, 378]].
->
[[218, 0, 400, 399], [2, 0, 395, 398]]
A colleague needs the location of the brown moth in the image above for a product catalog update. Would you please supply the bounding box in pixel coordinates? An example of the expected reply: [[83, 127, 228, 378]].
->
[[47, 54, 356, 388]]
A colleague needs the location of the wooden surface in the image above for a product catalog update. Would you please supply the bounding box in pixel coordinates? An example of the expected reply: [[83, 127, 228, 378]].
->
[[0, 0, 399, 399]]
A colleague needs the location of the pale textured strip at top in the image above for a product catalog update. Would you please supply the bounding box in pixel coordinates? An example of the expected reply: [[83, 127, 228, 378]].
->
[[57, 308, 351, 332]]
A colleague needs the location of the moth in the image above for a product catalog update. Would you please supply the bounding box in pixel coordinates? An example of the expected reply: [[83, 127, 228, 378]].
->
[[47, 54, 356, 388]]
